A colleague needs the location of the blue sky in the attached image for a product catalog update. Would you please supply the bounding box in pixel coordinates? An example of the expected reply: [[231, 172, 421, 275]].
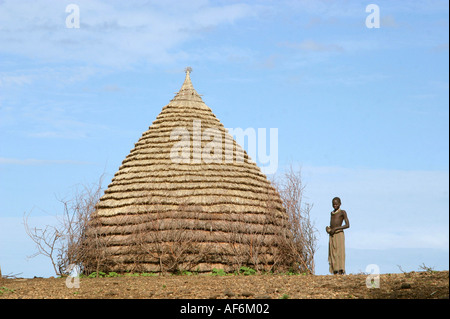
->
[[0, 0, 448, 278]]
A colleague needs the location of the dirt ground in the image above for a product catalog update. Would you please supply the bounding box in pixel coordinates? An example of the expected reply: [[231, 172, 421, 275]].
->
[[0, 271, 448, 300]]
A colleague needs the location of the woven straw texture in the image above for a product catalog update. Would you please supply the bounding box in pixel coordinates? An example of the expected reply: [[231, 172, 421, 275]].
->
[[86, 70, 291, 273]]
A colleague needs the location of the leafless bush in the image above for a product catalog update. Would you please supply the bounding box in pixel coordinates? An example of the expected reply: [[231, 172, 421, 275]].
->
[[24, 175, 106, 276], [24, 213, 62, 276], [271, 166, 318, 274], [24, 167, 316, 276]]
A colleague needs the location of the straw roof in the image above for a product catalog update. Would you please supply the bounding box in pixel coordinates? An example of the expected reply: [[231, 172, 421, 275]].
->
[[85, 68, 292, 273]]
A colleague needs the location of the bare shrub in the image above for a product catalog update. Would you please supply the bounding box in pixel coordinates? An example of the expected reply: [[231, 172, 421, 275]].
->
[[24, 167, 316, 276], [271, 166, 318, 274], [24, 213, 62, 276], [24, 175, 106, 276]]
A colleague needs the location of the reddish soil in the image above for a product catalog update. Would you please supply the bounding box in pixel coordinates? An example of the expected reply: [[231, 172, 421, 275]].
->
[[1, 271, 448, 300]]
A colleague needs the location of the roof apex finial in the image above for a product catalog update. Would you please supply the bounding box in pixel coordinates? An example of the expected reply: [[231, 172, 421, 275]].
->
[[185, 66, 192, 74]]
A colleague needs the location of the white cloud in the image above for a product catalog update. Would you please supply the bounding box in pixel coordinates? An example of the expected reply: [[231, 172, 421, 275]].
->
[[283, 0, 363, 18], [283, 0, 449, 17], [0, 157, 93, 165], [0, 0, 260, 67], [282, 40, 344, 52], [0, 74, 33, 87], [0, 66, 103, 91], [0, 84, 110, 139]]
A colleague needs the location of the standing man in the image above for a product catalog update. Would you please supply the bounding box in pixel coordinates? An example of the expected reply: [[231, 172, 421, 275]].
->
[[326, 197, 350, 275]]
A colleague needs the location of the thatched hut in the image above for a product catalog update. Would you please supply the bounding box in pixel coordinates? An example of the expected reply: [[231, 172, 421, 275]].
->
[[85, 68, 294, 273]]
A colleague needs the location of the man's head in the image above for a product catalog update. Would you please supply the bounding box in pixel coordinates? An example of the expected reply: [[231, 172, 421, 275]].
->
[[332, 197, 341, 210]]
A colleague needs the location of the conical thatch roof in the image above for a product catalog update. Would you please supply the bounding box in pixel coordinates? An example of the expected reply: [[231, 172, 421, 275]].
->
[[85, 68, 293, 273]]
